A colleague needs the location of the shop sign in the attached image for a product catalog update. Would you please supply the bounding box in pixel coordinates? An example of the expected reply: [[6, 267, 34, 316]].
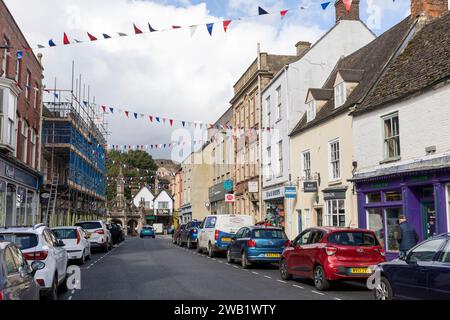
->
[[370, 182, 389, 189], [145, 215, 157, 220], [223, 180, 233, 192], [284, 186, 297, 199], [209, 183, 227, 202], [303, 182, 318, 193], [323, 189, 347, 200], [263, 187, 284, 201], [410, 175, 429, 183], [225, 194, 235, 203], [248, 181, 259, 193]]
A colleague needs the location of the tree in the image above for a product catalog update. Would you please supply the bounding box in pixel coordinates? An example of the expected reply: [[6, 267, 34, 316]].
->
[[106, 150, 158, 201]]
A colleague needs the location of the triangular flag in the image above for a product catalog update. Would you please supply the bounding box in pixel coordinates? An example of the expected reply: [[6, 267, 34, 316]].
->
[[169, 119, 173, 126], [48, 39, 56, 47], [87, 32, 97, 41], [190, 25, 198, 38], [63, 33, 70, 45], [206, 23, 214, 36], [134, 113, 138, 119], [103, 33, 111, 39], [101, 105, 106, 112], [37, 45, 45, 48], [280, 10, 288, 17], [149, 116, 153, 123], [148, 23, 157, 32], [109, 107, 114, 113], [125, 111, 129, 117], [258, 6, 269, 15], [74, 39, 82, 43], [172, 26, 181, 29], [223, 20, 232, 32], [155, 117, 160, 123], [182, 121, 186, 127], [343, 0, 352, 12], [133, 24, 143, 34]]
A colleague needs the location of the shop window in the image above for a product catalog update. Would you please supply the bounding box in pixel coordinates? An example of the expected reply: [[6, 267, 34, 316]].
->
[[26, 191, 34, 225], [385, 208, 402, 252], [16, 187, 26, 226], [0, 181, 5, 226], [366, 192, 381, 203], [326, 199, 345, 227], [385, 190, 402, 202], [5, 184, 15, 226], [367, 208, 384, 249]]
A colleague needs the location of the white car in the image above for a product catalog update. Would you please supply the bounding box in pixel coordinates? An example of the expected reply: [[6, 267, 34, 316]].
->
[[197, 215, 254, 257], [0, 224, 68, 300], [74, 221, 112, 252], [51, 226, 91, 264]]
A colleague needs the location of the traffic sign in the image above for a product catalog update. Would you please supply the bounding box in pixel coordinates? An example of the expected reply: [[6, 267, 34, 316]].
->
[[225, 194, 235, 203]]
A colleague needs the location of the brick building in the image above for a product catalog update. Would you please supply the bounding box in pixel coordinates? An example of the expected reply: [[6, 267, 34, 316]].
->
[[0, 0, 43, 227]]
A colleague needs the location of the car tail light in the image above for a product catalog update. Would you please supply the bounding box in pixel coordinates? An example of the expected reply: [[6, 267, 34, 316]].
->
[[284, 240, 291, 247], [36, 279, 45, 287], [247, 239, 256, 248], [76, 230, 81, 245], [215, 230, 219, 241], [24, 250, 48, 261], [325, 246, 338, 256], [95, 229, 105, 235]]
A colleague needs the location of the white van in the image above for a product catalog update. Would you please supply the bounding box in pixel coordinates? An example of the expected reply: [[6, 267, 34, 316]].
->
[[197, 214, 254, 257]]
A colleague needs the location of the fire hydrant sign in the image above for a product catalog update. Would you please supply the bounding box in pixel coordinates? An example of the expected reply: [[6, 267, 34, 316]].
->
[[225, 194, 235, 203]]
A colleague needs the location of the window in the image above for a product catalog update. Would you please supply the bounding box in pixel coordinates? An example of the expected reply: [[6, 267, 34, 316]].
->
[[409, 239, 446, 263], [252, 229, 287, 239], [1, 37, 9, 77], [295, 230, 311, 245], [25, 70, 31, 100], [0, 233, 38, 250], [309, 230, 324, 244], [383, 113, 400, 160], [266, 146, 272, 181], [334, 82, 346, 108], [265, 96, 271, 127], [326, 199, 345, 227], [276, 86, 282, 121], [205, 216, 216, 228], [16, 187, 26, 226], [15, 53, 21, 82], [366, 192, 381, 203], [385, 208, 401, 252], [328, 232, 378, 246], [21, 121, 28, 163], [6, 90, 16, 147], [3, 247, 19, 275], [385, 190, 402, 202], [158, 201, 169, 209], [277, 140, 283, 177], [302, 151, 311, 180], [306, 100, 316, 122], [329, 139, 341, 180], [441, 241, 450, 263], [367, 208, 384, 249], [33, 82, 39, 109]]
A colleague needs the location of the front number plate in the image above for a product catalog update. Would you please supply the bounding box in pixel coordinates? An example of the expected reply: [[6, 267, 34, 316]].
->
[[351, 268, 371, 274]]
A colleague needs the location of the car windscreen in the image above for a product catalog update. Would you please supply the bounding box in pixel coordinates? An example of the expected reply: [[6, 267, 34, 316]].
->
[[52, 229, 77, 240], [143, 227, 153, 230], [75, 222, 102, 230], [327, 232, 379, 247], [252, 229, 287, 239], [0, 233, 38, 250]]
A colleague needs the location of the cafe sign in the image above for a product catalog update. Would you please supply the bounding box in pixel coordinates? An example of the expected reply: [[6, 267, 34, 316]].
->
[[303, 182, 318, 193]]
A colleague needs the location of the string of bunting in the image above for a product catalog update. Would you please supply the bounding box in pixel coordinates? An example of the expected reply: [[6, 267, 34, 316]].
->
[[7, 2, 348, 52]]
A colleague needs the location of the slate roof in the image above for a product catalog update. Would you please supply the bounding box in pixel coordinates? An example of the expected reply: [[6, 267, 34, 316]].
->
[[290, 16, 417, 137], [338, 69, 365, 82], [354, 11, 450, 114], [308, 89, 334, 102]]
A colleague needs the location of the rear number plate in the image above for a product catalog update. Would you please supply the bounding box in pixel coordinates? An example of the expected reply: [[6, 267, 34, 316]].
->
[[221, 237, 231, 242], [351, 268, 371, 274], [265, 253, 281, 258]]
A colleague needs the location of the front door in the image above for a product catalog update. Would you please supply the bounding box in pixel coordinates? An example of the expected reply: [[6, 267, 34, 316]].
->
[[421, 201, 436, 239]]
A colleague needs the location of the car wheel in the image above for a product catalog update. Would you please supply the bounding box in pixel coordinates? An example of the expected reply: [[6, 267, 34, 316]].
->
[[241, 252, 250, 269], [374, 277, 393, 301], [226, 248, 234, 263], [280, 259, 292, 280], [78, 250, 86, 265], [314, 265, 330, 291], [208, 243, 215, 258], [86, 249, 92, 261], [47, 276, 58, 300]]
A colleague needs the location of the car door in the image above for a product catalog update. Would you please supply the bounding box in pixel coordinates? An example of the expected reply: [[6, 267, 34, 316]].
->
[[204, 216, 217, 246], [229, 228, 243, 257], [80, 229, 90, 255], [288, 229, 312, 276], [428, 239, 450, 300], [301, 230, 325, 278], [231, 228, 247, 257], [197, 218, 207, 249], [2, 246, 22, 300], [391, 238, 446, 300]]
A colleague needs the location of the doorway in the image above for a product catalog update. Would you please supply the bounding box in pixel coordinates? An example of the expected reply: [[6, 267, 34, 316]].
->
[[421, 201, 436, 239]]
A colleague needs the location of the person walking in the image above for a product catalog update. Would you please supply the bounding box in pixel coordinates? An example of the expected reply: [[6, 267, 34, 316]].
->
[[396, 215, 419, 258]]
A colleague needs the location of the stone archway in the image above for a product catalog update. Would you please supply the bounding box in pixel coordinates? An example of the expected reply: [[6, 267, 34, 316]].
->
[[127, 219, 139, 237], [111, 219, 123, 226]]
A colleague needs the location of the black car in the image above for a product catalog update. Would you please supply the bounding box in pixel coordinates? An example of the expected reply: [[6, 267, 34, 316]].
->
[[173, 224, 186, 245], [373, 233, 450, 300], [109, 223, 125, 245], [0, 242, 44, 300], [179, 221, 202, 249]]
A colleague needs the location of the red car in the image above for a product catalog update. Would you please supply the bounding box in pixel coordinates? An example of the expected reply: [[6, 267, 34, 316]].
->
[[280, 227, 386, 291]]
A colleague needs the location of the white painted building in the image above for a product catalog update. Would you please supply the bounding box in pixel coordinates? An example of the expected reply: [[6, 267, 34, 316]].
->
[[132, 186, 154, 209], [261, 0, 375, 230], [153, 190, 174, 215]]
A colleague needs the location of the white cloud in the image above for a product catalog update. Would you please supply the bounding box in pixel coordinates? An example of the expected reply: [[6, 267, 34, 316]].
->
[[5, 0, 324, 159]]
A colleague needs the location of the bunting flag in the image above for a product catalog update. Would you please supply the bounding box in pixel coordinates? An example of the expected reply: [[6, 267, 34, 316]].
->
[[87, 32, 98, 41], [134, 113, 138, 119], [343, 0, 353, 12], [133, 24, 143, 34], [109, 107, 114, 114], [48, 39, 56, 47], [125, 111, 129, 117], [148, 23, 158, 32], [103, 33, 112, 39], [149, 116, 153, 123], [190, 25, 198, 38], [321, 2, 331, 10], [223, 20, 232, 32], [206, 23, 214, 36], [118, 32, 127, 37], [280, 10, 288, 17], [258, 6, 269, 15], [172, 25, 181, 29], [63, 33, 70, 45], [17, 51, 23, 60]]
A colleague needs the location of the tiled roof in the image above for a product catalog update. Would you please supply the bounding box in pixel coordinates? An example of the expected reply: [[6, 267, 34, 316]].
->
[[337, 69, 365, 82], [355, 11, 450, 114], [290, 16, 416, 137], [308, 89, 334, 102]]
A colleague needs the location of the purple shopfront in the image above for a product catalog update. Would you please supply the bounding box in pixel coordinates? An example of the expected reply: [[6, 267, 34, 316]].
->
[[354, 169, 450, 261]]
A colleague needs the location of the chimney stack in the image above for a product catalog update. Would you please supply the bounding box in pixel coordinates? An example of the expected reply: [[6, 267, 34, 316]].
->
[[411, 0, 448, 19], [295, 41, 311, 57], [335, 0, 360, 22]]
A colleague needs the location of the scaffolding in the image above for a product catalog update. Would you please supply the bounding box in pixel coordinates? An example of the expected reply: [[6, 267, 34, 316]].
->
[[40, 63, 108, 227]]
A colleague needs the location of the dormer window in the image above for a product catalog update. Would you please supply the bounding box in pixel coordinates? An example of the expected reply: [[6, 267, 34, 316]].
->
[[306, 100, 316, 122], [334, 82, 346, 108]]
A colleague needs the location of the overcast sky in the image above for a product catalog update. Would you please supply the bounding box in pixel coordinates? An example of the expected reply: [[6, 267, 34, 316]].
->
[[5, 0, 411, 160]]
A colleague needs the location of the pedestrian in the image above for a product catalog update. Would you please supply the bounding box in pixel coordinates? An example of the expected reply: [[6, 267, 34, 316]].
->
[[396, 214, 419, 258]]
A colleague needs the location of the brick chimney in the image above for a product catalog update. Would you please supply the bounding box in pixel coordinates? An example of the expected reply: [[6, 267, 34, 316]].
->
[[335, 0, 360, 22], [411, 0, 448, 19], [295, 41, 311, 57]]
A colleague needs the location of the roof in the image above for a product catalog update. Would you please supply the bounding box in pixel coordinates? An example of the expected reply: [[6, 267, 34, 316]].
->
[[308, 88, 334, 102], [308, 226, 375, 233], [337, 69, 365, 82], [290, 16, 416, 137], [153, 189, 174, 201], [355, 12, 450, 115]]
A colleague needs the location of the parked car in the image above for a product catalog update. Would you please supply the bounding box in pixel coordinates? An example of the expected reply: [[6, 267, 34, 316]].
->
[[373, 233, 450, 300], [140, 225, 156, 238], [0, 224, 69, 299], [0, 241, 44, 300], [280, 227, 386, 291], [179, 221, 202, 249], [52, 226, 91, 265], [109, 223, 125, 244], [227, 226, 289, 268], [75, 221, 112, 252], [197, 214, 255, 257], [173, 224, 186, 244]]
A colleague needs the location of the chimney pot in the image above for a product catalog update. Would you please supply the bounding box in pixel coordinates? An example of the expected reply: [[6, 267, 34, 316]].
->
[[335, 0, 360, 22], [295, 41, 311, 57], [411, 0, 448, 19]]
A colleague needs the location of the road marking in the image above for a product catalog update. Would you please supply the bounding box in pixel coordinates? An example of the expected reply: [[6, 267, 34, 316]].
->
[[277, 280, 287, 284], [252, 271, 259, 275], [226, 263, 231, 266], [217, 260, 223, 264], [264, 275, 272, 279], [212, 258, 217, 261], [293, 285, 304, 289], [71, 290, 75, 294], [312, 290, 325, 296]]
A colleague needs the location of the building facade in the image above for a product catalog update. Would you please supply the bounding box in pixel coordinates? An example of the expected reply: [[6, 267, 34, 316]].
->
[[262, 0, 375, 236], [0, 0, 43, 227]]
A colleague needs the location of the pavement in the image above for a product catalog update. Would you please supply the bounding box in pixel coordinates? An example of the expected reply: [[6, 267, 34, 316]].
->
[[59, 236, 373, 300]]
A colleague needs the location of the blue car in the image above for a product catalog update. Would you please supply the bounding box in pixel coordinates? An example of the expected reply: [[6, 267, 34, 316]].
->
[[226, 226, 288, 268], [179, 221, 202, 249], [140, 226, 155, 238], [373, 233, 450, 300]]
